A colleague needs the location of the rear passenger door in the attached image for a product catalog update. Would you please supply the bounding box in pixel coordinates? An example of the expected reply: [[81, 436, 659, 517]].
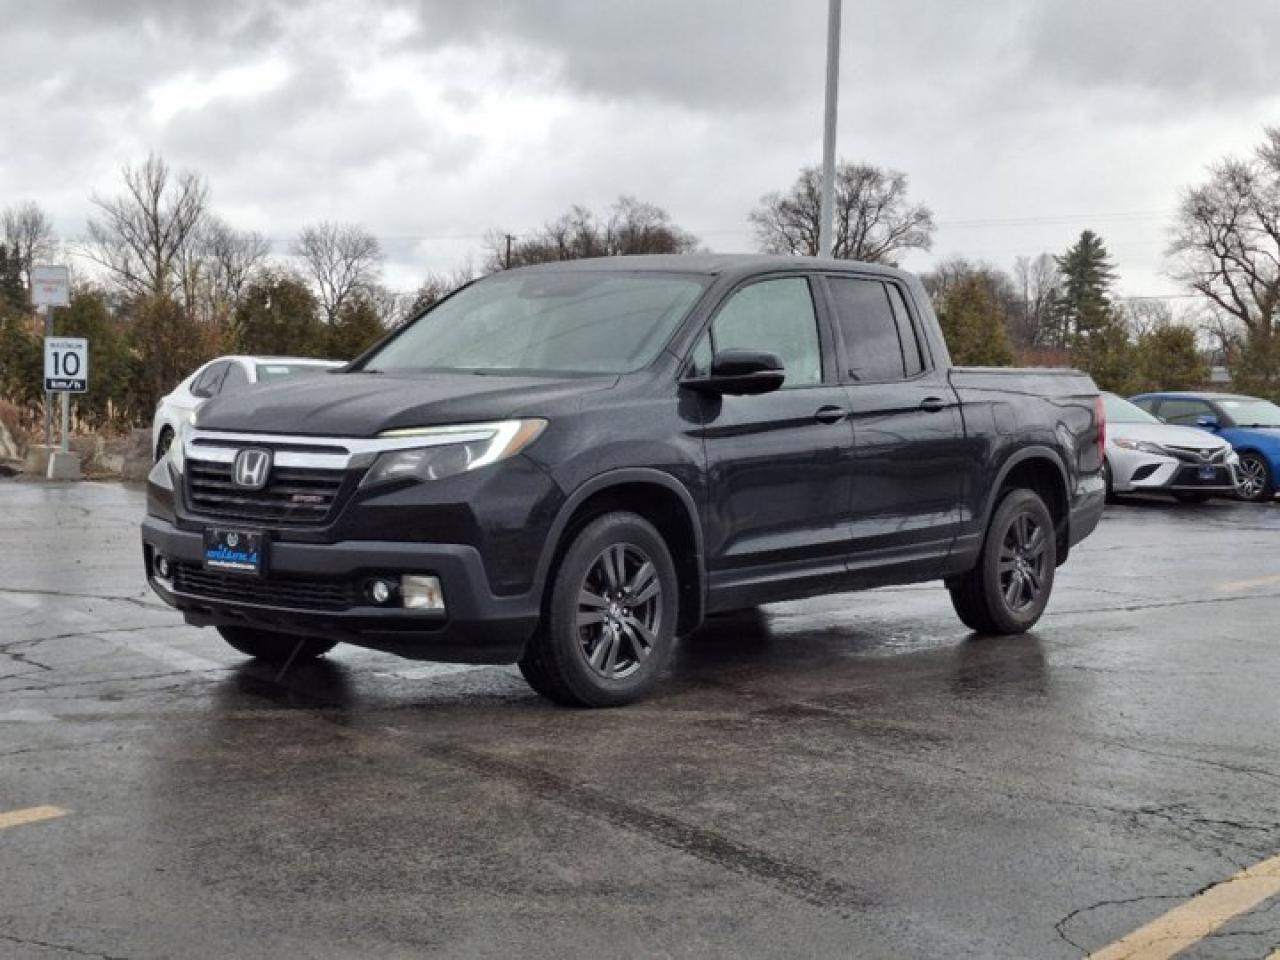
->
[[821, 275, 967, 579]]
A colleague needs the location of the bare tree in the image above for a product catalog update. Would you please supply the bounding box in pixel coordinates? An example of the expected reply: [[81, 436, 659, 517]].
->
[[749, 161, 934, 264], [83, 153, 208, 299], [2, 201, 56, 289], [292, 221, 383, 324], [199, 217, 271, 305], [1012, 253, 1063, 348], [1168, 127, 1280, 392], [484, 196, 698, 272], [402, 266, 478, 323]]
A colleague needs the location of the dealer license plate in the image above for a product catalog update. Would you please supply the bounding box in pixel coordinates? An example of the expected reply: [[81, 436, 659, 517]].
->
[[203, 528, 265, 576], [1198, 466, 1218, 481]]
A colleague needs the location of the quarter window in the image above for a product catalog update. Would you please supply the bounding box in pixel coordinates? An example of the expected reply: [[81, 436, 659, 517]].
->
[[827, 278, 918, 382], [709, 278, 822, 387]]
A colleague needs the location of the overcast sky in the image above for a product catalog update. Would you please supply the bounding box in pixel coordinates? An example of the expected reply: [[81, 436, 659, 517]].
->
[[4, 0, 1280, 298]]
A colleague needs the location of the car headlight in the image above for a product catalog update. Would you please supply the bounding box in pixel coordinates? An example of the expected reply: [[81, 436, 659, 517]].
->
[[361, 419, 546, 487], [168, 415, 197, 473], [1113, 438, 1168, 456]]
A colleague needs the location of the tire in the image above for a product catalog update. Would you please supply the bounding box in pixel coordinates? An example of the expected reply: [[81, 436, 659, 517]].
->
[[1173, 491, 1211, 504], [1236, 452, 1274, 503], [949, 488, 1057, 635], [155, 426, 174, 463], [518, 511, 678, 707], [217, 626, 336, 665], [1102, 459, 1117, 504]]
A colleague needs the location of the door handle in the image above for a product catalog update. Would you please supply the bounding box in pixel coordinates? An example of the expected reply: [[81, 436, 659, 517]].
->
[[814, 405, 848, 424], [919, 396, 947, 413]]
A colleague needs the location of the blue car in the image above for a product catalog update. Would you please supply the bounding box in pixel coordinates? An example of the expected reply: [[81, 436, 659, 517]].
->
[[1129, 391, 1280, 502]]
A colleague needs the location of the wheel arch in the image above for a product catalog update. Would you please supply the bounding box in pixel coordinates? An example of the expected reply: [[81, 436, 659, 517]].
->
[[534, 469, 705, 635], [986, 446, 1071, 563]]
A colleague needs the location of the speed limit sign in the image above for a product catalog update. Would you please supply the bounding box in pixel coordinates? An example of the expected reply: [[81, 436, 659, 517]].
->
[[44, 337, 88, 393]]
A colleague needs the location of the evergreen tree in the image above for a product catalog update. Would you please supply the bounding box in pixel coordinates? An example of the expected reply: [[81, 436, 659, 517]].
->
[[55, 290, 134, 429], [1073, 307, 1136, 394], [1133, 323, 1207, 392], [233, 271, 323, 356], [326, 292, 386, 360], [936, 275, 1015, 366], [1055, 230, 1117, 342], [0, 244, 27, 312]]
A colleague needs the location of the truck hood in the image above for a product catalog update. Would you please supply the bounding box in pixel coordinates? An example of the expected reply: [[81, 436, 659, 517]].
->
[[194, 371, 618, 437]]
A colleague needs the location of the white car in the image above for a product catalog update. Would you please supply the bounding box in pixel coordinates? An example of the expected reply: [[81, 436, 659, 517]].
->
[[1102, 392, 1239, 503], [152, 356, 343, 461]]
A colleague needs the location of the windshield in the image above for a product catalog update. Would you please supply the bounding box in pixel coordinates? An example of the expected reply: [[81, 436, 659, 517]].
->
[[362, 271, 708, 376], [1219, 398, 1280, 427], [255, 363, 335, 382], [1104, 393, 1159, 424]]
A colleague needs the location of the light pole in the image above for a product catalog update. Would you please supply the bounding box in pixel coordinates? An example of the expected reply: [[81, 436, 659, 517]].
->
[[818, 0, 843, 260]]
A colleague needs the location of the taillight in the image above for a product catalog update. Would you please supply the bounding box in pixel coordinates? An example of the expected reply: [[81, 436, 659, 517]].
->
[[1095, 394, 1106, 459]]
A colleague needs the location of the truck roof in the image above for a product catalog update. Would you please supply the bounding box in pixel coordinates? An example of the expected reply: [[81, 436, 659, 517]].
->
[[502, 253, 913, 283]]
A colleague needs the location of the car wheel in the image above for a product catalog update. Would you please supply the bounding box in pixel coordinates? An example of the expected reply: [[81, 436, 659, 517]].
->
[[519, 511, 678, 707], [1236, 453, 1274, 502], [949, 488, 1057, 635], [1102, 458, 1117, 504], [1173, 491, 1212, 504], [155, 426, 174, 463], [217, 626, 336, 665]]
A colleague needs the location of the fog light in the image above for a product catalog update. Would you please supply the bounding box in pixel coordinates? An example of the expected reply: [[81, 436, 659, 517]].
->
[[368, 578, 396, 605], [153, 554, 172, 580], [402, 575, 445, 612]]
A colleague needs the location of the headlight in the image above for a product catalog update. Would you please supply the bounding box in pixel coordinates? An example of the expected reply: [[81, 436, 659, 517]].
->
[[361, 419, 546, 487], [168, 416, 196, 473], [1113, 438, 1168, 456]]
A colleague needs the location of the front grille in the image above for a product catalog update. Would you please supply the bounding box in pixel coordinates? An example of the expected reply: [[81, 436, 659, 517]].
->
[[172, 562, 356, 611], [1173, 465, 1230, 486], [1164, 445, 1228, 464], [185, 458, 347, 525]]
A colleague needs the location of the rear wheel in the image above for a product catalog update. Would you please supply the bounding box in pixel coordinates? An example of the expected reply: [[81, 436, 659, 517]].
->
[[1236, 453, 1274, 502], [519, 512, 677, 707], [949, 488, 1057, 635], [217, 626, 336, 665]]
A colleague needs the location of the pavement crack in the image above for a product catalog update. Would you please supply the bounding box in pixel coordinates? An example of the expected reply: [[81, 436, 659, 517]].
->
[[420, 740, 871, 914], [0, 586, 160, 611], [0, 932, 130, 960]]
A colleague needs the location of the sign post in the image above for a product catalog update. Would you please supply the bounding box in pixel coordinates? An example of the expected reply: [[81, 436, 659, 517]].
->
[[32, 266, 70, 448], [31, 266, 80, 480]]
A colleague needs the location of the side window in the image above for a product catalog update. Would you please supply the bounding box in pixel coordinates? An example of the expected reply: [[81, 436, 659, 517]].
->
[[1131, 396, 1157, 414], [886, 284, 926, 377], [191, 362, 228, 398], [709, 278, 822, 387], [219, 362, 250, 394], [827, 278, 910, 382], [686, 334, 713, 378], [1159, 398, 1212, 425]]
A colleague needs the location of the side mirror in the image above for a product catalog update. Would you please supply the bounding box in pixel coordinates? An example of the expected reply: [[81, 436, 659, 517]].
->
[[682, 349, 785, 396], [1197, 415, 1219, 430]]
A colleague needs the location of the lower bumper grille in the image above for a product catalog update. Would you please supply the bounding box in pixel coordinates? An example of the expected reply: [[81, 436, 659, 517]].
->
[[1173, 466, 1232, 487], [171, 562, 356, 611]]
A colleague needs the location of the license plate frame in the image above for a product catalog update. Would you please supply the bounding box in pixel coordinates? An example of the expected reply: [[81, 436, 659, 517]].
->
[[202, 527, 266, 576], [1198, 465, 1218, 481]]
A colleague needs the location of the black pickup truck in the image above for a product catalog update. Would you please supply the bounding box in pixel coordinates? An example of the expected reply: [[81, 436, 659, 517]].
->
[[142, 255, 1106, 706]]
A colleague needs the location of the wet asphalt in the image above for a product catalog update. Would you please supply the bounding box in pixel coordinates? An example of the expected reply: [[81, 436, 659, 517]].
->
[[1, 481, 1279, 959]]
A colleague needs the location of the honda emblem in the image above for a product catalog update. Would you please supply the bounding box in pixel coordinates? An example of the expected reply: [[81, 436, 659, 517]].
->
[[233, 448, 272, 490]]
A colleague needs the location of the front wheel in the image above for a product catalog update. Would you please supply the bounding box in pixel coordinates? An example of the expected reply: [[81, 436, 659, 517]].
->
[[1236, 453, 1274, 502], [519, 511, 678, 707], [217, 626, 336, 665], [949, 488, 1057, 635]]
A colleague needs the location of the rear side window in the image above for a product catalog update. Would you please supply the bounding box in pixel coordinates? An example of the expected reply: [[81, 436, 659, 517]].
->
[[1157, 398, 1213, 425], [709, 278, 822, 387], [886, 284, 926, 377], [827, 278, 918, 382]]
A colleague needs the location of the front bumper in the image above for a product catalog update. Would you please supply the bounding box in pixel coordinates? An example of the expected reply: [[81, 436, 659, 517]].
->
[[1109, 448, 1239, 494], [141, 516, 539, 664]]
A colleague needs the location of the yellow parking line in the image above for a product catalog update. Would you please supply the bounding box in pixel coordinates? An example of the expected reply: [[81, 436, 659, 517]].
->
[[1215, 574, 1280, 593], [1091, 851, 1280, 959], [0, 805, 68, 831]]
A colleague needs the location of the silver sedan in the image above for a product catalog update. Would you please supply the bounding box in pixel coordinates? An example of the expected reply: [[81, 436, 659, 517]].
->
[[1102, 393, 1239, 503]]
